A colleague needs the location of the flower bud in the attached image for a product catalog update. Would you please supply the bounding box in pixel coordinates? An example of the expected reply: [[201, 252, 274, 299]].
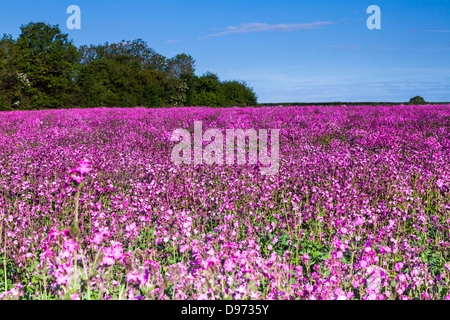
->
[[124, 256, 133, 272], [68, 221, 80, 240]]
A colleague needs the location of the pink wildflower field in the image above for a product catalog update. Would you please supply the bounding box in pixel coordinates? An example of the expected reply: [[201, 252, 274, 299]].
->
[[1, 105, 450, 300]]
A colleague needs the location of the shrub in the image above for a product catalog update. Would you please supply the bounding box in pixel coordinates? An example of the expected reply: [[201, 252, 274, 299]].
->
[[409, 96, 426, 105]]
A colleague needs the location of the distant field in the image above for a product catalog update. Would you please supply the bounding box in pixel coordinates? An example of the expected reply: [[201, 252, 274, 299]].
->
[[257, 102, 450, 107], [0, 104, 450, 300]]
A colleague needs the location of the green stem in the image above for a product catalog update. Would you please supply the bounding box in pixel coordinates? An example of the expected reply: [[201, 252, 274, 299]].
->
[[42, 260, 47, 300], [3, 231, 6, 294], [81, 254, 91, 300], [74, 250, 77, 293], [74, 185, 81, 224]]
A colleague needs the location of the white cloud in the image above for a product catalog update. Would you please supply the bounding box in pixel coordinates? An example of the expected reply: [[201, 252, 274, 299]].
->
[[202, 21, 334, 38], [165, 40, 179, 44]]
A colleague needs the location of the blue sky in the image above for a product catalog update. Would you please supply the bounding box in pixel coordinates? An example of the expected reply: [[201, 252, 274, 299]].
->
[[1, 0, 449, 103]]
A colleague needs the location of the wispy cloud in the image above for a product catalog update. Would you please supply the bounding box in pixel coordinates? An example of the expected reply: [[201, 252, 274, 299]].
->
[[165, 39, 179, 44], [374, 46, 450, 52], [426, 29, 450, 33], [386, 67, 450, 73], [323, 44, 358, 51], [201, 21, 334, 38]]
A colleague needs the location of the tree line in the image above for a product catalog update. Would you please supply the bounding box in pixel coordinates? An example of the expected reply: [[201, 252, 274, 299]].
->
[[0, 22, 257, 111]]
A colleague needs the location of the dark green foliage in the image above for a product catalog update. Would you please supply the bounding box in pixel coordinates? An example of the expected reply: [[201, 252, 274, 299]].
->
[[165, 53, 195, 79], [191, 72, 225, 107], [0, 21, 258, 110], [409, 96, 426, 105], [222, 80, 257, 106], [8, 22, 79, 109], [163, 77, 189, 106], [0, 34, 32, 110], [143, 83, 164, 107], [189, 72, 257, 107], [78, 39, 167, 72]]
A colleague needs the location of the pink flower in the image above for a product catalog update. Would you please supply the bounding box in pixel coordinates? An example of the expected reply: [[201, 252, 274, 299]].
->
[[76, 160, 91, 175], [63, 239, 79, 253], [179, 244, 189, 253], [68, 159, 92, 185], [71, 292, 80, 300], [91, 230, 110, 245], [101, 242, 125, 266], [207, 257, 221, 268], [143, 260, 160, 273], [126, 271, 143, 284], [102, 256, 115, 266], [295, 265, 303, 277], [224, 259, 236, 272], [70, 174, 83, 184], [444, 263, 450, 272], [302, 254, 310, 264], [394, 262, 404, 272], [55, 265, 70, 285], [91, 233, 104, 245], [41, 246, 56, 260]]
